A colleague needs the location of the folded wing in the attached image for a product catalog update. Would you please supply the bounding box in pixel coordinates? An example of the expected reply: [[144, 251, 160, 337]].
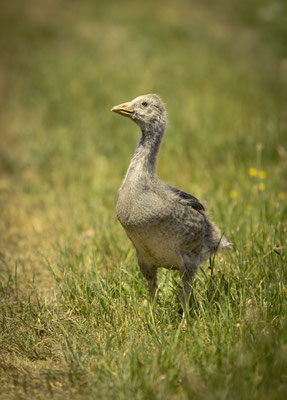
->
[[167, 185, 205, 213]]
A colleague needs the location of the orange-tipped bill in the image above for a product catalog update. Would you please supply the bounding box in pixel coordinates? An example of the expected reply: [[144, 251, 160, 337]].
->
[[111, 101, 134, 117]]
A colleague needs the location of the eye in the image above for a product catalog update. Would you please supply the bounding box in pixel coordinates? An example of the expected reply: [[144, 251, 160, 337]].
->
[[141, 101, 148, 107]]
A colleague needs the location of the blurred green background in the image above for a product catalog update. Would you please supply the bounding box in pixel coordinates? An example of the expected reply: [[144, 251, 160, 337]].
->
[[0, 0, 286, 399]]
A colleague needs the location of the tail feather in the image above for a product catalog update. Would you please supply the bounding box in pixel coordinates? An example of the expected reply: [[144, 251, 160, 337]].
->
[[218, 235, 233, 250]]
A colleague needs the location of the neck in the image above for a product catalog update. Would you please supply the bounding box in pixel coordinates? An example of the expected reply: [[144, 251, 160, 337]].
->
[[135, 123, 165, 175], [121, 122, 166, 189]]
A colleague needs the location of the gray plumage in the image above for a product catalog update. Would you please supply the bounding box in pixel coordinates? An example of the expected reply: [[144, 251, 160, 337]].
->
[[112, 94, 231, 309]]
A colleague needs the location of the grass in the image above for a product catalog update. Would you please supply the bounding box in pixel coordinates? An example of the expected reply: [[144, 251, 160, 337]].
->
[[0, 0, 286, 398]]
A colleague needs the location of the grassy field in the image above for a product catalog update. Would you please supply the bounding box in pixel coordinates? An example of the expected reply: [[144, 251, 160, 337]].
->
[[0, 0, 286, 399]]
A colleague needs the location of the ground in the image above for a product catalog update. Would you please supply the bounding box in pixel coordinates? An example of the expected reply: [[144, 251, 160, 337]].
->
[[0, 0, 286, 399]]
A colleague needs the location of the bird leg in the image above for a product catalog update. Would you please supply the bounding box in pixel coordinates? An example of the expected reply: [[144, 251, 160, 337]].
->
[[180, 255, 200, 313], [138, 260, 158, 300]]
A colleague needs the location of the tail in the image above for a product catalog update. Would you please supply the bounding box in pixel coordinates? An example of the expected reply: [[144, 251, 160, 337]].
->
[[208, 221, 233, 254], [218, 235, 233, 251], [200, 218, 232, 263]]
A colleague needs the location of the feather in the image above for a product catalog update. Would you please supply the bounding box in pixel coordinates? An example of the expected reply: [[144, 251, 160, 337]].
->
[[167, 185, 205, 212]]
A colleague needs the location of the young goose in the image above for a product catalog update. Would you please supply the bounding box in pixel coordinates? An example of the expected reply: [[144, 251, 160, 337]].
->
[[112, 94, 231, 309]]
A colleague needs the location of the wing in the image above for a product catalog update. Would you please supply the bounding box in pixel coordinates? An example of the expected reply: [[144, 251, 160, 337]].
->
[[167, 185, 205, 213]]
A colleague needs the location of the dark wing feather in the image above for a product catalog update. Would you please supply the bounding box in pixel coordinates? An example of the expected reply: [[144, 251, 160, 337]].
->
[[167, 185, 205, 212]]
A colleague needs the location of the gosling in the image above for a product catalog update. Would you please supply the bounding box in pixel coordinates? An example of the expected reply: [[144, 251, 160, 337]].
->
[[112, 94, 231, 309]]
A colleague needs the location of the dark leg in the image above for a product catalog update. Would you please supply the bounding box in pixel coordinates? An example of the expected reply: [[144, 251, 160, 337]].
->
[[137, 259, 158, 299], [179, 255, 200, 313]]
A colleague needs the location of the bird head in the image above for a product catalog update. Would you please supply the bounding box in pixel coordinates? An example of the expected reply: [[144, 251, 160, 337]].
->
[[111, 94, 167, 131]]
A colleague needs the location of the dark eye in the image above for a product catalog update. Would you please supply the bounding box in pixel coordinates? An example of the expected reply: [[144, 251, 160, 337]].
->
[[142, 101, 148, 107]]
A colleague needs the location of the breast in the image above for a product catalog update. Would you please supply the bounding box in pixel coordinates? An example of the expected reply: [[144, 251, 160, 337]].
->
[[116, 189, 178, 266], [116, 186, 167, 228]]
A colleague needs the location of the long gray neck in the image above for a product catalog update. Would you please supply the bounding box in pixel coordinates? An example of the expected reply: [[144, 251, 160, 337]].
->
[[136, 123, 165, 175], [121, 122, 166, 189]]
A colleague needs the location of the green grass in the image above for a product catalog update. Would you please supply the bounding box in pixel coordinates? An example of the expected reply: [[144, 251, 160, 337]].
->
[[0, 0, 286, 399]]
